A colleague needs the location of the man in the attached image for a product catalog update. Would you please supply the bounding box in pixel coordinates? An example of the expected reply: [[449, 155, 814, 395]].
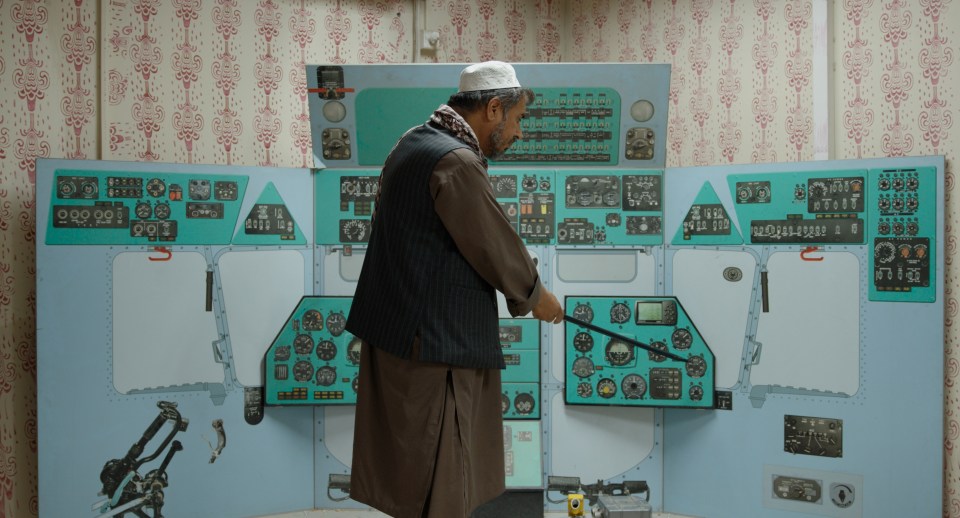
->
[[345, 61, 564, 518]]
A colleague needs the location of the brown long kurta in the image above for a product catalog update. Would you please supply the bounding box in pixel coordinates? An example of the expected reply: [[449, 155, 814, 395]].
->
[[350, 147, 543, 518]]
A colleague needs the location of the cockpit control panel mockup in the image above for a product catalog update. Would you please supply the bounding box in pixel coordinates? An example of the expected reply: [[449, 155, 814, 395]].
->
[[306, 64, 670, 169], [500, 318, 541, 420], [265, 297, 359, 405], [564, 296, 714, 408]]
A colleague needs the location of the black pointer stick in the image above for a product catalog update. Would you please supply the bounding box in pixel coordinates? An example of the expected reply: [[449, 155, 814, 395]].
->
[[563, 314, 689, 363]]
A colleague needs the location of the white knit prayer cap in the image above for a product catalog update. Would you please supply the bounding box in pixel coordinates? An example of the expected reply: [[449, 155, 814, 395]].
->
[[458, 61, 521, 92]]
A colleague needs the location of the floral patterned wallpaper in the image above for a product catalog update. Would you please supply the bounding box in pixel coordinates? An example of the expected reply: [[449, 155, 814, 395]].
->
[[0, 1, 956, 516]]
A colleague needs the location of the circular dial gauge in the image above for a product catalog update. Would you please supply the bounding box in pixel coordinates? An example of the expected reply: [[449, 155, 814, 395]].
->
[[153, 203, 171, 220], [671, 328, 693, 350], [135, 202, 152, 219], [293, 334, 314, 355], [342, 220, 368, 241], [572, 357, 596, 378], [572, 303, 594, 324], [605, 339, 634, 366], [689, 385, 704, 401], [501, 394, 510, 415], [686, 355, 707, 378], [301, 309, 324, 331], [621, 374, 647, 399], [647, 341, 668, 362], [326, 312, 347, 336], [597, 378, 617, 399], [610, 302, 631, 324], [347, 338, 362, 365], [316, 340, 337, 362], [513, 393, 535, 415], [315, 366, 337, 386], [293, 360, 313, 382], [496, 176, 517, 193], [573, 332, 594, 352], [576, 382, 593, 398]]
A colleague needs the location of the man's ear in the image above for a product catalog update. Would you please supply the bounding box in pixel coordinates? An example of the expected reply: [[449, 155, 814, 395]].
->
[[485, 97, 502, 122]]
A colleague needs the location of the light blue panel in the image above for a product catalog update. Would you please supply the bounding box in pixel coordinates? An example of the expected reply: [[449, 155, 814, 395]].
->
[[662, 156, 944, 518], [37, 159, 315, 518], [504, 421, 543, 489], [264, 296, 359, 405], [555, 169, 664, 246], [306, 63, 670, 168], [563, 296, 715, 409]]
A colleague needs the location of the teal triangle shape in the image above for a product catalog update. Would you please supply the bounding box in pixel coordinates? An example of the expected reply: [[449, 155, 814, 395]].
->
[[232, 182, 306, 245], [671, 182, 743, 245]]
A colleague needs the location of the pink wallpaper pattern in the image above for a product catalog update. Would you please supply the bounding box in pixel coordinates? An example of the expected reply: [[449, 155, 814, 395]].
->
[[0, 1, 957, 516]]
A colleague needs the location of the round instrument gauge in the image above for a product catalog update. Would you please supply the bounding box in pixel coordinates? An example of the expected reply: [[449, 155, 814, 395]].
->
[[293, 334, 314, 355], [273, 345, 291, 362], [577, 191, 593, 206], [347, 338, 362, 365], [146, 178, 166, 198], [647, 341, 668, 362], [686, 355, 707, 378], [610, 302, 631, 324], [513, 393, 535, 415], [316, 340, 337, 361], [496, 176, 517, 193], [597, 378, 617, 399], [521, 175, 538, 192], [576, 382, 593, 398], [689, 385, 704, 401], [326, 312, 347, 336], [501, 394, 510, 415], [135, 202, 152, 219], [573, 332, 594, 352], [671, 328, 693, 350], [605, 339, 634, 367], [572, 303, 594, 324], [342, 220, 368, 242], [603, 192, 619, 206], [153, 202, 171, 220], [315, 366, 337, 386], [621, 374, 647, 399], [572, 357, 596, 378], [302, 309, 324, 331], [293, 360, 313, 382]]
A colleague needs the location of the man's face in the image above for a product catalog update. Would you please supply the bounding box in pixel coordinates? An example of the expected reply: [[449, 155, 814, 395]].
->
[[487, 100, 528, 160]]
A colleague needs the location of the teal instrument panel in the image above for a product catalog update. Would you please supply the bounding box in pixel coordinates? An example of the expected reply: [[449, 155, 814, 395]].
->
[[315, 169, 378, 245], [555, 169, 663, 246], [720, 166, 937, 302], [47, 169, 250, 245], [264, 297, 359, 405], [306, 63, 670, 168], [500, 318, 541, 420], [564, 296, 714, 408]]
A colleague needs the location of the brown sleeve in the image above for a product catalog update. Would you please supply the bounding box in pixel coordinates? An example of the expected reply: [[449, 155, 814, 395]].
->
[[430, 148, 543, 316]]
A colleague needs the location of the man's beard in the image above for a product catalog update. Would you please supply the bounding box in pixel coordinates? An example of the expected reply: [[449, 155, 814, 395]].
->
[[486, 119, 509, 161]]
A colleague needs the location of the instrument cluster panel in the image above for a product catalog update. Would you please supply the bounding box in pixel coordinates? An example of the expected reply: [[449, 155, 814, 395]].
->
[[315, 169, 378, 245], [555, 169, 663, 246], [564, 296, 715, 408], [306, 63, 670, 168], [48, 169, 249, 245], [264, 296, 359, 405], [500, 318, 541, 420]]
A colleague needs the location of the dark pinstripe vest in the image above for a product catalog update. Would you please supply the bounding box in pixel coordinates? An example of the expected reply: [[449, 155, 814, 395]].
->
[[346, 123, 504, 369]]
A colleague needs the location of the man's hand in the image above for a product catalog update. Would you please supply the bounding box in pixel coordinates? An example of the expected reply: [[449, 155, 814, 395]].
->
[[532, 287, 564, 324]]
